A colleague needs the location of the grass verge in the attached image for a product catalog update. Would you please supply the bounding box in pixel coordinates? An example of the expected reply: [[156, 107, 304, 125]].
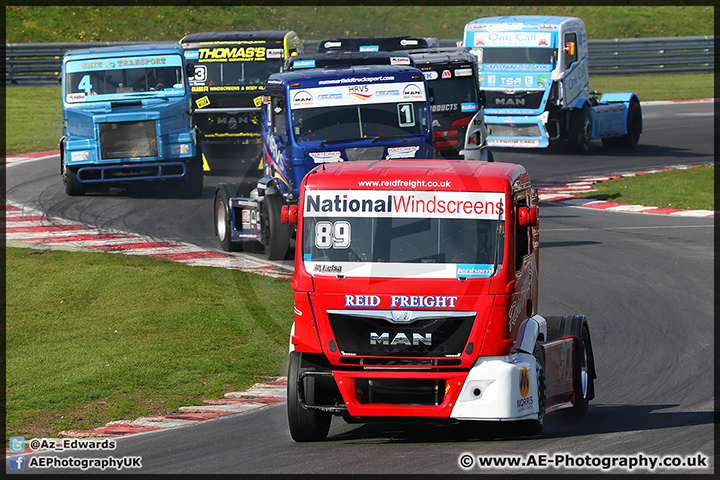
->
[[575, 164, 714, 210], [4, 246, 294, 443]]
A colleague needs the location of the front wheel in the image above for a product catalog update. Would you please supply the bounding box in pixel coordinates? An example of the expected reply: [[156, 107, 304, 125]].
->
[[287, 352, 332, 442], [569, 106, 592, 154], [569, 319, 595, 415], [215, 188, 238, 252], [181, 145, 204, 199], [62, 160, 84, 196], [261, 194, 291, 260]]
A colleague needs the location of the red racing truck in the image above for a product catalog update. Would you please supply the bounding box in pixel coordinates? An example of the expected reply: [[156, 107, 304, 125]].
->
[[282, 159, 596, 441]]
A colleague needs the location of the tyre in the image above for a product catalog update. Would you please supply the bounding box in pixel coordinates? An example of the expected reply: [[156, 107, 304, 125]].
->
[[62, 160, 85, 196], [569, 316, 595, 415], [261, 193, 291, 260], [287, 352, 332, 442], [181, 145, 204, 199], [569, 106, 592, 154], [215, 188, 238, 252]]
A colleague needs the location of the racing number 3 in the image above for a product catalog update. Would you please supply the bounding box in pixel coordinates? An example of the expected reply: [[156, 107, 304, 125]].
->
[[315, 221, 351, 249]]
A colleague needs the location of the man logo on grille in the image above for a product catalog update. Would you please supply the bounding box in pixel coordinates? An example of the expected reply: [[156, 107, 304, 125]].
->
[[519, 366, 530, 397]]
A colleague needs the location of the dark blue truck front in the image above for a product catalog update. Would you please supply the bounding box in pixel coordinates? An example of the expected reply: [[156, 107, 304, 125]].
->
[[214, 64, 434, 259], [60, 43, 202, 197]]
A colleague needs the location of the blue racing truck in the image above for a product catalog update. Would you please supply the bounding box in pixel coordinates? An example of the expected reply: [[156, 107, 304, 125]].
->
[[60, 43, 202, 197], [462, 16, 642, 153], [214, 64, 433, 259]]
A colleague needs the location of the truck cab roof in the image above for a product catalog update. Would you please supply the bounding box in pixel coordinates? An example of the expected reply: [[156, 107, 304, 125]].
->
[[180, 30, 297, 44], [317, 36, 438, 53], [63, 42, 183, 60], [465, 15, 585, 30], [267, 63, 424, 86], [302, 159, 530, 195], [285, 51, 414, 70]]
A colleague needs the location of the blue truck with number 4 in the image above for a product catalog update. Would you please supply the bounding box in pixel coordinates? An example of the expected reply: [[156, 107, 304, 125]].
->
[[60, 43, 202, 196], [463, 16, 642, 153]]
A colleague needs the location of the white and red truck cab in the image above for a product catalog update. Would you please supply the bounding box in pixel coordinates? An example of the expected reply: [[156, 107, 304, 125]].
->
[[282, 159, 596, 441]]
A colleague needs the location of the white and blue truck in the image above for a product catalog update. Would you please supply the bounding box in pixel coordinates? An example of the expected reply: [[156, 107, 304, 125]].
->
[[213, 64, 434, 260], [462, 15, 642, 153], [60, 43, 202, 196]]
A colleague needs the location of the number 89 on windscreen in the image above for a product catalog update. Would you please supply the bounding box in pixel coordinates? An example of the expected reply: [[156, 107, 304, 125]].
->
[[315, 221, 351, 249]]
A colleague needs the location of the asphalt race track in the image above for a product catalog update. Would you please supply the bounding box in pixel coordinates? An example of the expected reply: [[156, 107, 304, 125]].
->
[[5, 100, 714, 474]]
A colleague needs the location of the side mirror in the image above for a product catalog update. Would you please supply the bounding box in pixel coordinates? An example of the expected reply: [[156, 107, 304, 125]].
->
[[517, 206, 538, 227], [281, 205, 298, 225], [565, 42, 576, 56], [185, 63, 195, 80]]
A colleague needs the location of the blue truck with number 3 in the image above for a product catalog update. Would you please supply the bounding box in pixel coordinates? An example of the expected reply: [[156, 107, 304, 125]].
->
[[463, 16, 642, 153], [60, 43, 202, 196]]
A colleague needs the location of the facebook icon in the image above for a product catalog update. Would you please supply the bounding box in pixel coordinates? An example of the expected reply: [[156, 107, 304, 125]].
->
[[10, 455, 25, 470]]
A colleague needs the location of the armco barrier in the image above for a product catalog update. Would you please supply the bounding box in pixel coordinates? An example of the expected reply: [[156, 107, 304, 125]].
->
[[4, 36, 714, 87]]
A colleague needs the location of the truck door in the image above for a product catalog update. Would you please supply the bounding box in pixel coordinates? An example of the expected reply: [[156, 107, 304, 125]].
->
[[509, 191, 538, 341], [561, 30, 589, 108]]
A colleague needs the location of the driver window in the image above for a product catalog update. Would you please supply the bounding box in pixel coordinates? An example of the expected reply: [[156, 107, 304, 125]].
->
[[564, 33, 578, 69]]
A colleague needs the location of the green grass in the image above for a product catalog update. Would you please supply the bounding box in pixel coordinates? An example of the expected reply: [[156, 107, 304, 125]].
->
[[5, 246, 294, 441], [575, 164, 714, 210], [4, 5, 714, 43]]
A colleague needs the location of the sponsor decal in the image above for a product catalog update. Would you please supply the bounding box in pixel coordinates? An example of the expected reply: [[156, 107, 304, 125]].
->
[[294, 59, 316, 68], [400, 39, 419, 46], [370, 332, 432, 346], [292, 90, 313, 107], [473, 32, 552, 48], [304, 190, 504, 219], [309, 151, 343, 164], [431, 104, 459, 113], [376, 89, 400, 97], [318, 93, 344, 101], [324, 41, 343, 49], [71, 151, 89, 161], [344, 295, 381, 307], [456, 264, 494, 278], [184, 50, 199, 60], [66, 93, 85, 103], [391, 295, 457, 308], [391, 57, 411, 66], [267, 48, 283, 59], [314, 264, 342, 273], [488, 138, 541, 148], [402, 83, 424, 99], [460, 102, 479, 112], [423, 71, 439, 81], [198, 47, 266, 60], [442, 69, 452, 79], [519, 367, 530, 397], [195, 96, 211, 109], [454, 68, 473, 77], [386, 146, 419, 159], [359, 45, 380, 52]]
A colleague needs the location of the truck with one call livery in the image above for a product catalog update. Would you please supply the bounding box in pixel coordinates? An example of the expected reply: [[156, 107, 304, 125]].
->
[[180, 30, 303, 175], [213, 64, 433, 259], [282, 158, 596, 441], [60, 43, 202, 197], [463, 16, 642, 153]]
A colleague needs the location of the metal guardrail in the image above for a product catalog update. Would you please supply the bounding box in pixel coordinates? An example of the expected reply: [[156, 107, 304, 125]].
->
[[4, 36, 714, 87]]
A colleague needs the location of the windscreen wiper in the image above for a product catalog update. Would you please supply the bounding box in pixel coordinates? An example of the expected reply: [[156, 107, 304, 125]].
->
[[318, 137, 367, 147]]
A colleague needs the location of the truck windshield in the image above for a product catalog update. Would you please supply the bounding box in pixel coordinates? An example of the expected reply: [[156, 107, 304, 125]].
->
[[429, 77, 478, 108], [302, 190, 505, 279], [477, 47, 555, 66], [197, 58, 283, 88], [64, 54, 186, 103]]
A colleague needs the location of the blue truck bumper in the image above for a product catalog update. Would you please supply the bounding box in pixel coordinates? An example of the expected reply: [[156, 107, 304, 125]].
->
[[75, 161, 187, 183]]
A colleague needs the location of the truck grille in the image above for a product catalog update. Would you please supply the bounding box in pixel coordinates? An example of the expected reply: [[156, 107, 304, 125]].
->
[[99, 120, 158, 160], [344, 146, 385, 161], [486, 90, 545, 110], [327, 310, 475, 357], [489, 123, 542, 137]]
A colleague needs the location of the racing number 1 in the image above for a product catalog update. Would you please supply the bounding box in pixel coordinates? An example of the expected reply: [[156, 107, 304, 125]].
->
[[315, 221, 351, 249]]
